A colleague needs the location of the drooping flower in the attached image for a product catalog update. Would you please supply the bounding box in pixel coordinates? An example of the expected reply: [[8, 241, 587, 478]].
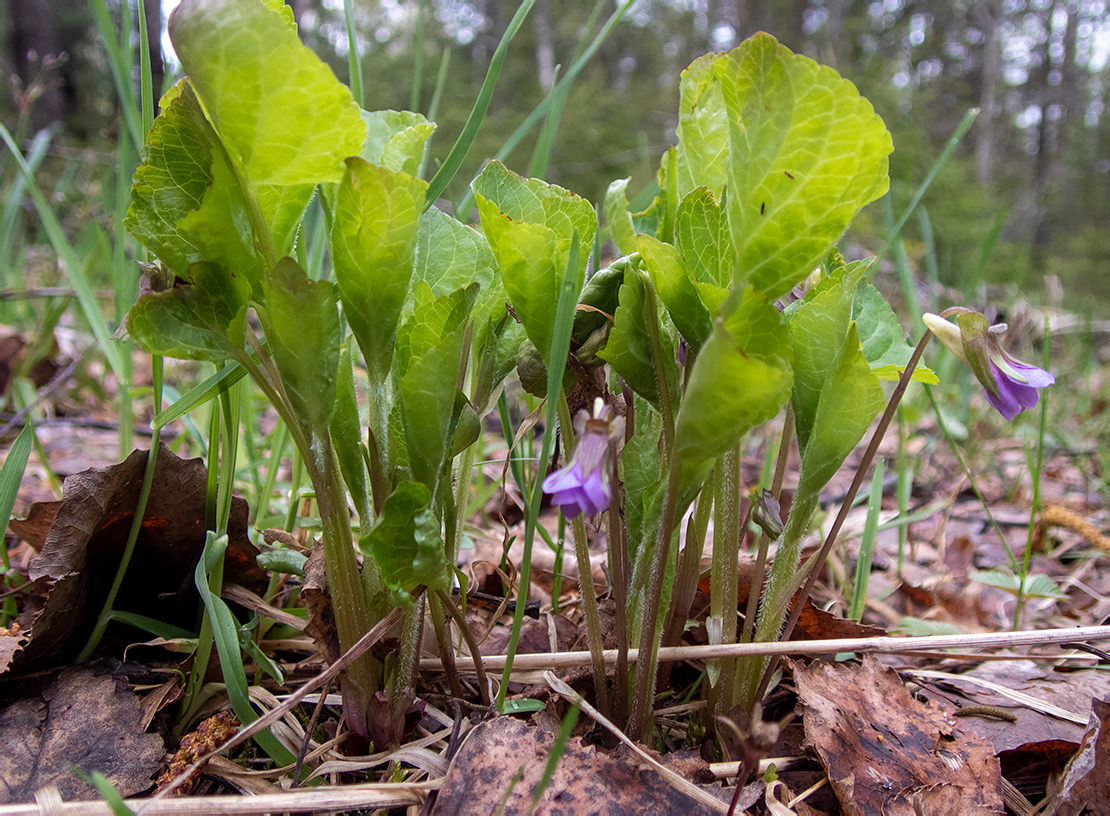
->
[[542, 397, 624, 519], [923, 310, 1055, 420]]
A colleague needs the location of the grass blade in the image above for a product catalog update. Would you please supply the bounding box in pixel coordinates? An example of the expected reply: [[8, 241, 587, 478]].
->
[[872, 108, 979, 271], [343, 0, 364, 108], [0, 125, 126, 379], [849, 458, 884, 621], [89, 0, 143, 152], [497, 229, 580, 710], [423, 0, 535, 209], [0, 425, 34, 567], [455, 0, 634, 216]]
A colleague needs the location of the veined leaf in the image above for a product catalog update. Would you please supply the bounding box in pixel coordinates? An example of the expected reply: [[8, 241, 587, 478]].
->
[[397, 282, 477, 493], [361, 109, 436, 176], [126, 80, 261, 284], [675, 53, 730, 199], [674, 291, 793, 507], [853, 282, 938, 384], [675, 186, 729, 289], [636, 233, 713, 352], [719, 33, 892, 299], [366, 482, 450, 599], [332, 157, 427, 383], [126, 261, 248, 362], [796, 323, 885, 500], [168, 0, 366, 255], [472, 161, 596, 364], [598, 264, 679, 411], [260, 257, 340, 431], [603, 177, 637, 256], [787, 263, 869, 453], [169, 0, 364, 187], [414, 205, 501, 331]]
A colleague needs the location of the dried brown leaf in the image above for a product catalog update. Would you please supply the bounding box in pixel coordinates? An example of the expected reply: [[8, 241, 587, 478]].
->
[[5, 444, 265, 675], [794, 655, 1004, 815], [0, 668, 163, 803], [1040, 696, 1110, 815], [432, 716, 728, 816]]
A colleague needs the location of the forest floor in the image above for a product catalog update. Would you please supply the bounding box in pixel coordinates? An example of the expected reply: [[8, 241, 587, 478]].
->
[[1, 311, 1109, 815]]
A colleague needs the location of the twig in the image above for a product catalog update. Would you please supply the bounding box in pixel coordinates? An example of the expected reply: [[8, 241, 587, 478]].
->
[[0, 783, 437, 815], [421, 624, 1110, 674], [147, 605, 406, 801]]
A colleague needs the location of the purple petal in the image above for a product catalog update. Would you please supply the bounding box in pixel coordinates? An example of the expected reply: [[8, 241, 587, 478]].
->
[[1007, 360, 1055, 388], [579, 467, 610, 514], [543, 463, 585, 493], [984, 360, 1047, 419]]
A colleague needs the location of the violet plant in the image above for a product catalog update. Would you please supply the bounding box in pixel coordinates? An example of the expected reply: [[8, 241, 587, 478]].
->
[[121, 0, 1050, 758]]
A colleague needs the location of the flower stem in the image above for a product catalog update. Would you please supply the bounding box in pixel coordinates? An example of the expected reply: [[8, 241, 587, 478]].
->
[[628, 459, 681, 742], [707, 446, 741, 720], [556, 391, 611, 718], [607, 447, 630, 729], [750, 330, 933, 707], [303, 432, 380, 740]]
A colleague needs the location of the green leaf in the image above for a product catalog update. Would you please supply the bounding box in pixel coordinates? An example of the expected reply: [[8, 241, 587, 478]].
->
[[256, 548, 307, 576], [170, 0, 364, 187], [598, 264, 679, 411], [635, 234, 714, 352], [621, 395, 663, 560], [169, 0, 366, 254], [675, 186, 729, 289], [361, 109, 436, 176], [0, 425, 33, 539], [125, 80, 264, 290], [572, 261, 625, 346], [719, 34, 892, 299], [332, 157, 427, 382], [787, 263, 868, 452], [971, 570, 1066, 600], [366, 482, 450, 597], [414, 205, 502, 330], [397, 282, 477, 492], [126, 261, 248, 362], [853, 282, 938, 383], [331, 340, 372, 522], [260, 257, 340, 431], [472, 161, 596, 364], [603, 177, 637, 256], [795, 323, 885, 499], [673, 292, 793, 506], [675, 53, 730, 199]]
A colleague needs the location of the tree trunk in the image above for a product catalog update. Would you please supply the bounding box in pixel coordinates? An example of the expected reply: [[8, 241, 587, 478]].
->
[[533, 0, 554, 92], [143, 0, 165, 104], [5, 0, 64, 127], [975, 0, 1001, 186]]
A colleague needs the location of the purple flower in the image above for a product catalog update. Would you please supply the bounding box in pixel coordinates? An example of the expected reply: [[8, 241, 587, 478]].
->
[[983, 358, 1056, 420], [542, 398, 624, 519], [924, 311, 1055, 421]]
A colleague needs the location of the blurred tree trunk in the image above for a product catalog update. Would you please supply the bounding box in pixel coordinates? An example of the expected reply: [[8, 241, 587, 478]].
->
[[975, 0, 1001, 185], [143, 0, 165, 104], [533, 0, 554, 91], [779, 0, 808, 55], [4, 0, 63, 127]]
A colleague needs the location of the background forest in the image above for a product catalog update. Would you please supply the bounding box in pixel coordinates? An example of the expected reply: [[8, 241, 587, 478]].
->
[[3, 0, 1108, 312]]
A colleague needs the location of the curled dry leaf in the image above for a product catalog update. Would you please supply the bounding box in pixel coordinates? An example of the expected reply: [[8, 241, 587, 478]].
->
[[1040, 696, 1110, 815], [0, 668, 164, 804], [5, 443, 266, 675], [793, 655, 1004, 815]]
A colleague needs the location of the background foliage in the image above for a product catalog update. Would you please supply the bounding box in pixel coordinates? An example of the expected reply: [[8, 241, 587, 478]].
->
[[2, 0, 1108, 311]]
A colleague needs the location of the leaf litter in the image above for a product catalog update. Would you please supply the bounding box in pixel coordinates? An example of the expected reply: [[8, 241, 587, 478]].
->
[[2, 419, 1108, 813]]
